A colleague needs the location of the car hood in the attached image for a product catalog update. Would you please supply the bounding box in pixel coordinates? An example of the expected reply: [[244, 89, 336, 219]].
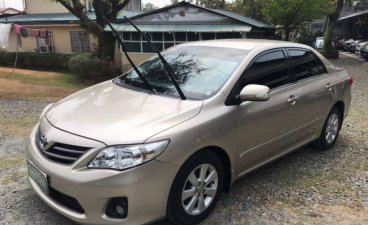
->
[[46, 81, 203, 145]]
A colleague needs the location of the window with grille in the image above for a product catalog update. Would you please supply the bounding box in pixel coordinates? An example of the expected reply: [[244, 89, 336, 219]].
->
[[70, 31, 91, 53], [121, 31, 245, 53], [36, 32, 54, 53]]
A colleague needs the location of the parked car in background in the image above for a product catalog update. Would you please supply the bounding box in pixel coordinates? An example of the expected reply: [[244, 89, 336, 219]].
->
[[348, 39, 363, 53], [26, 40, 352, 225], [361, 44, 368, 60], [335, 38, 345, 50], [356, 41, 368, 55], [314, 37, 325, 49], [343, 39, 355, 51]]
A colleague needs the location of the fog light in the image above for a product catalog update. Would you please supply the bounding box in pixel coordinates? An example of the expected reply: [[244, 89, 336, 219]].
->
[[105, 197, 128, 219]]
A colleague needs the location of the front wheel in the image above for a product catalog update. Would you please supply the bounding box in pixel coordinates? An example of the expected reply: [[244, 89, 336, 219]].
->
[[167, 151, 224, 225], [313, 107, 341, 151]]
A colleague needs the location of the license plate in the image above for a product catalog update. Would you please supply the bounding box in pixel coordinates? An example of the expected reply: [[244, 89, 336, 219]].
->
[[27, 161, 49, 195]]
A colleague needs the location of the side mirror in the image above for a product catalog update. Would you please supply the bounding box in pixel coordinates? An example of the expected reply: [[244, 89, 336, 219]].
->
[[238, 84, 270, 102]]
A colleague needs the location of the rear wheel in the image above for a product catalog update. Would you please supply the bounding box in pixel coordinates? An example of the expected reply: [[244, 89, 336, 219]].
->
[[167, 151, 224, 225], [313, 107, 341, 151]]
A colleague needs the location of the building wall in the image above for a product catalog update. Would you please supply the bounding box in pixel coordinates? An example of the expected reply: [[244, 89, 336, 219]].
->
[[7, 25, 97, 54], [121, 53, 154, 73], [25, 0, 68, 14], [25, 0, 141, 14]]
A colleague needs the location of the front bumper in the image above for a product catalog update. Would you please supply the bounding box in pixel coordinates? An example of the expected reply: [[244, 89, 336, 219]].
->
[[26, 123, 179, 225]]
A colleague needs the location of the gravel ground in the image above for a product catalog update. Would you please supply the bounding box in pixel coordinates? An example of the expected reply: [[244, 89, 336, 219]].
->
[[0, 56, 367, 225]]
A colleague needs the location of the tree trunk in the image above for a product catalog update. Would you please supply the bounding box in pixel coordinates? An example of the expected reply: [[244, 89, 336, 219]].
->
[[284, 26, 291, 41], [98, 32, 116, 61], [328, 0, 344, 28]]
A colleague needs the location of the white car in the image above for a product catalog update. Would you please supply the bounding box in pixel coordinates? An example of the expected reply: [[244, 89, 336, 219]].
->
[[355, 41, 368, 55], [314, 37, 324, 49]]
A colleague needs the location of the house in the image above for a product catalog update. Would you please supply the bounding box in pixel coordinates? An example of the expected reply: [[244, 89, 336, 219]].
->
[[336, 9, 368, 38], [0, 7, 24, 18], [1, 0, 141, 54], [306, 4, 368, 38], [106, 1, 274, 71]]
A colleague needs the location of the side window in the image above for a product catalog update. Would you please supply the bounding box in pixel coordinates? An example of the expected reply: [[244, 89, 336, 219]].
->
[[241, 50, 290, 89], [288, 49, 326, 81]]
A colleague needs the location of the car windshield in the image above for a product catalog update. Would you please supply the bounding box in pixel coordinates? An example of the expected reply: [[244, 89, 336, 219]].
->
[[115, 45, 248, 100]]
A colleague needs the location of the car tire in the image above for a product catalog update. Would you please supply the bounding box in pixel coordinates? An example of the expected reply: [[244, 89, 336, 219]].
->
[[167, 150, 224, 225], [313, 107, 341, 151]]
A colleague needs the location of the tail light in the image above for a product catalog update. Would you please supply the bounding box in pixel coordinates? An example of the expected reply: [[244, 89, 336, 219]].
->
[[348, 76, 353, 86]]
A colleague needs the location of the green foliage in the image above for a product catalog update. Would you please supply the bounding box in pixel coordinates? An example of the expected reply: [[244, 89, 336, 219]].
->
[[230, 0, 264, 21], [171, 0, 228, 9], [261, 0, 334, 40], [142, 3, 159, 12], [322, 26, 337, 54], [0, 50, 72, 69], [68, 53, 119, 83]]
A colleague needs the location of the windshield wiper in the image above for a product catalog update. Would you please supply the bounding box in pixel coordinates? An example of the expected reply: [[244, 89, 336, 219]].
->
[[124, 16, 186, 100], [103, 16, 156, 94]]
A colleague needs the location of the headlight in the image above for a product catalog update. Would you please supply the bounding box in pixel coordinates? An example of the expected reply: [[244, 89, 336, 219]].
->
[[88, 140, 169, 170], [40, 103, 54, 119]]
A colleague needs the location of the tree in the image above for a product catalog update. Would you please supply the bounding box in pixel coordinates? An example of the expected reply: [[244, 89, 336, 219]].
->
[[142, 3, 159, 12], [171, 0, 227, 9], [230, 0, 264, 21], [55, 0, 131, 61], [262, 0, 334, 41], [322, 0, 348, 55], [354, 0, 368, 9]]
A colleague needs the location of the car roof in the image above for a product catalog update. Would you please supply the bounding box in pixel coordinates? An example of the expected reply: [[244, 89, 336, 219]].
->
[[182, 39, 311, 51]]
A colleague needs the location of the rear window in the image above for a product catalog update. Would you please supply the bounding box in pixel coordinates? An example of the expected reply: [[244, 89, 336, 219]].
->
[[288, 49, 326, 81]]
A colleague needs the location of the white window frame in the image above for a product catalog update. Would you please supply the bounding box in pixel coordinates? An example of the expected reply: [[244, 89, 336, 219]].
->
[[36, 31, 54, 53]]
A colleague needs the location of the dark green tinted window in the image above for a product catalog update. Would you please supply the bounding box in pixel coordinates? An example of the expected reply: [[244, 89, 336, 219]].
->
[[242, 50, 290, 89], [288, 49, 326, 81]]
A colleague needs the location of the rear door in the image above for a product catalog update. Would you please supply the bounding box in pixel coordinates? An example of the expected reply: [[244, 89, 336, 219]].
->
[[286, 48, 337, 137]]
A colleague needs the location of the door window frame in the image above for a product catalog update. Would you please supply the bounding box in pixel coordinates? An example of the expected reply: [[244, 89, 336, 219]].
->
[[286, 47, 328, 83], [225, 48, 292, 106]]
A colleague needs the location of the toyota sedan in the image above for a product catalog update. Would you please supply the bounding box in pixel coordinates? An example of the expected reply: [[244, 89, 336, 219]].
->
[[26, 40, 352, 225]]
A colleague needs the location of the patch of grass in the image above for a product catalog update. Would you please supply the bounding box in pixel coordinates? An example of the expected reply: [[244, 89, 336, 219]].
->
[[0, 171, 26, 185], [0, 154, 26, 185], [0, 116, 38, 137], [0, 154, 24, 170], [355, 159, 368, 171], [0, 67, 86, 102], [5, 72, 82, 88]]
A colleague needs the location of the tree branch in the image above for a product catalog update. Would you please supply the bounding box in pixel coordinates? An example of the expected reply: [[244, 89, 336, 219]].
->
[[116, 0, 131, 12], [56, 0, 77, 15]]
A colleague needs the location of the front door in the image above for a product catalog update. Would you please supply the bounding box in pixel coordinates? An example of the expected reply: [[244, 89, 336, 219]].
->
[[234, 50, 306, 173]]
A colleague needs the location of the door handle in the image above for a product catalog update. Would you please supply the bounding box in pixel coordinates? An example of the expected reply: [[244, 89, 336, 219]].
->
[[288, 95, 298, 105], [326, 83, 333, 91]]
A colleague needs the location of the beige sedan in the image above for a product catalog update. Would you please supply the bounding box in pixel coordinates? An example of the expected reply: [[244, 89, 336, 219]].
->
[[26, 40, 352, 225]]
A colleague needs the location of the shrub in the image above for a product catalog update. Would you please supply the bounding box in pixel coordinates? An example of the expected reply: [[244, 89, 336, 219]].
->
[[322, 26, 338, 54], [0, 50, 72, 69], [68, 53, 119, 83]]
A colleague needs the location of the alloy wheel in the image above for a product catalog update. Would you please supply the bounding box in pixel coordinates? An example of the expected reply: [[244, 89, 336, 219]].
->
[[325, 113, 339, 144], [181, 164, 218, 215]]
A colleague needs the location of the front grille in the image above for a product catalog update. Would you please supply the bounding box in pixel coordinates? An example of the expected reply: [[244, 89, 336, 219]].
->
[[49, 187, 85, 214], [36, 130, 91, 165]]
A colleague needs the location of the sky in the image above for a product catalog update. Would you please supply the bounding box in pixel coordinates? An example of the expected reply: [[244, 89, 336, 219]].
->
[[1, 0, 172, 10], [0, 0, 24, 10], [142, 0, 171, 8], [1, 0, 236, 11]]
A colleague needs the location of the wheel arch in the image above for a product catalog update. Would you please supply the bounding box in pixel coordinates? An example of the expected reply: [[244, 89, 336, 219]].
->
[[332, 100, 345, 129], [197, 146, 232, 193]]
